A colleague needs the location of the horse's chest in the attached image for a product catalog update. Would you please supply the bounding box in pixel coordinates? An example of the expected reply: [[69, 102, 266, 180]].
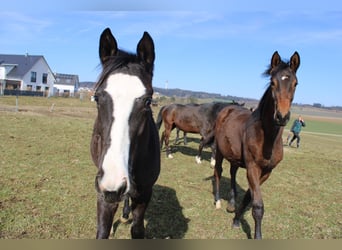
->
[[254, 149, 283, 169]]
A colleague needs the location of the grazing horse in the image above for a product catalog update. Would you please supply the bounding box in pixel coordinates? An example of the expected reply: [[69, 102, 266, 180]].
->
[[156, 102, 240, 165], [90, 28, 160, 239], [213, 51, 300, 239]]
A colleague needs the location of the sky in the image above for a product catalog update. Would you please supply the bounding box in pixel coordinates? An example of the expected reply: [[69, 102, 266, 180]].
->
[[1, 1, 342, 106]]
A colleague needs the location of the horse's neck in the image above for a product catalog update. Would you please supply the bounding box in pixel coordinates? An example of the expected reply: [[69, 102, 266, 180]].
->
[[255, 89, 284, 159]]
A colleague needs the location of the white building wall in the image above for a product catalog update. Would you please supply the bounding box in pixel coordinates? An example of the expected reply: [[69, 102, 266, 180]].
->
[[54, 84, 75, 96], [22, 58, 54, 96]]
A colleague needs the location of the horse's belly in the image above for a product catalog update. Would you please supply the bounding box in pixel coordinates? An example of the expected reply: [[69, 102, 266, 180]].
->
[[217, 135, 243, 163]]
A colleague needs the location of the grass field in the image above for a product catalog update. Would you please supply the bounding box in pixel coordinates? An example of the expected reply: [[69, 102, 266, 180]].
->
[[0, 96, 341, 239]]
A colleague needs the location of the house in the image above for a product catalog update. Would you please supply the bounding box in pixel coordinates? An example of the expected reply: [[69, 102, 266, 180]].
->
[[54, 73, 79, 97], [0, 54, 55, 96]]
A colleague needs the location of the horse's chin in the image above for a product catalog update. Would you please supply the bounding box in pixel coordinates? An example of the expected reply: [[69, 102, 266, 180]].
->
[[274, 120, 288, 127]]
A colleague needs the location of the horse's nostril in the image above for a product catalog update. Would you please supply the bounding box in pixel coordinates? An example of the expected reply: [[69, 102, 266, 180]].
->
[[103, 191, 119, 203], [275, 111, 290, 126]]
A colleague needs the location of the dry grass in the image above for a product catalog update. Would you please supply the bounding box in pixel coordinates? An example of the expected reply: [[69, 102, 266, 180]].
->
[[0, 96, 341, 239]]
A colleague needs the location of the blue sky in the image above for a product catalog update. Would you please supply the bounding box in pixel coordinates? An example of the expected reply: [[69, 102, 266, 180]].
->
[[1, 1, 341, 106]]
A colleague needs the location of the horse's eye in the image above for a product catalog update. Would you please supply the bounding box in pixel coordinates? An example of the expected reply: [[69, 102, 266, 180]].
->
[[94, 95, 99, 103], [145, 97, 152, 107]]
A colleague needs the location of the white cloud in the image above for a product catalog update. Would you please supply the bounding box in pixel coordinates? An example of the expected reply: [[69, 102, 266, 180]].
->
[[0, 12, 51, 42]]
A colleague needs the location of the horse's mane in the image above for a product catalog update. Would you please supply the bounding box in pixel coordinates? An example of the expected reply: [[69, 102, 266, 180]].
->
[[94, 50, 144, 91]]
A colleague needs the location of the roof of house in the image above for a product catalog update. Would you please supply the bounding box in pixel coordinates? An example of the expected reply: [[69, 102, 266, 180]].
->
[[0, 54, 44, 79], [54, 73, 79, 86]]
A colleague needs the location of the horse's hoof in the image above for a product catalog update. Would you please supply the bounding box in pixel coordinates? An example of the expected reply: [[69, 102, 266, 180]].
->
[[167, 154, 174, 159], [232, 219, 240, 229], [226, 204, 235, 213], [215, 200, 221, 209], [195, 156, 202, 164]]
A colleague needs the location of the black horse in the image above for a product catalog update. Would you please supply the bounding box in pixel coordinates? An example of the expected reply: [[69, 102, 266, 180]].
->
[[90, 28, 160, 239], [156, 102, 243, 165]]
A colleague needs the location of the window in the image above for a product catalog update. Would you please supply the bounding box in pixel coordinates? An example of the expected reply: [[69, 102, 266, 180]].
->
[[27, 85, 32, 91], [30, 71, 37, 82], [42, 73, 48, 84], [36, 86, 41, 91]]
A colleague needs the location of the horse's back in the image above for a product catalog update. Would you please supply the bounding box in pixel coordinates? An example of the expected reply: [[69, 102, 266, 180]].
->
[[171, 104, 204, 133]]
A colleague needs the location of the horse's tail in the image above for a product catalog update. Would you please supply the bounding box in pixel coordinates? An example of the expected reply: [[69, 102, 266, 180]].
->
[[155, 105, 165, 130]]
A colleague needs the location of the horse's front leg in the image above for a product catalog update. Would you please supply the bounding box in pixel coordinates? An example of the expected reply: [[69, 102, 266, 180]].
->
[[244, 165, 272, 239], [130, 190, 152, 239], [120, 196, 131, 223], [96, 195, 119, 239]]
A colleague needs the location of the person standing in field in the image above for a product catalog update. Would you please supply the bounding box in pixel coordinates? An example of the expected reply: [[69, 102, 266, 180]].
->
[[286, 115, 306, 148]]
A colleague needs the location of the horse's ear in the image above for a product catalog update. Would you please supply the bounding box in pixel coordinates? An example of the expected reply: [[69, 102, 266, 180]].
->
[[137, 31, 155, 66], [290, 51, 300, 72], [99, 28, 118, 65], [271, 51, 281, 69]]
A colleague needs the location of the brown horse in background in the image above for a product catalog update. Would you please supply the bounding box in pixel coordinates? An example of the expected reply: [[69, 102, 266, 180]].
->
[[156, 102, 243, 165], [213, 51, 300, 239]]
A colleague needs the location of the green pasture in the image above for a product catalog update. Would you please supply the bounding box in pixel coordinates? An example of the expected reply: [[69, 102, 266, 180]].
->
[[0, 96, 341, 239], [285, 116, 342, 136]]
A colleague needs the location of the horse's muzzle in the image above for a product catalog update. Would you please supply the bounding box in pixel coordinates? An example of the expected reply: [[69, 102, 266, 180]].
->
[[275, 111, 290, 126], [103, 181, 127, 203], [95, 176, 128, 203]]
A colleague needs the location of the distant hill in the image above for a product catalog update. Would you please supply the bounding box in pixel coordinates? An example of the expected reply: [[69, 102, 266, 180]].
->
[[154, 86, 257, 103], [79, 82, 341, 110], [79, 81, 255, 102], [79, 81, 96, 89]]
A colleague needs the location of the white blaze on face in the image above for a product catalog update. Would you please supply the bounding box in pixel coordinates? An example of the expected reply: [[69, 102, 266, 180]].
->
[[99, 73, 146, 193]]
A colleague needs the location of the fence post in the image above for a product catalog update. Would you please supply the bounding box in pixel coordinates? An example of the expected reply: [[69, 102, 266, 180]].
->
[[15, 89, 19, 112]]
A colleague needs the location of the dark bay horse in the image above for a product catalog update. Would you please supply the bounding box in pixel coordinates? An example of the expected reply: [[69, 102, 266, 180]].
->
[[156, 102, 241, 165], [90, 28, 160, 239], [213, 51, 300, 239]]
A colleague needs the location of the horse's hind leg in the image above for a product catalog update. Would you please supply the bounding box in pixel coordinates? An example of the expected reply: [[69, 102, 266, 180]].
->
[[160, 131, 165, 149], [213, 149, 224, 209], [96, 197, 119, 239], [196, 134, 214, 164], [164, 129, 173, 158], [210, 141, 216, 167], [130, 189, 153, 239], [161, 123, 174, 158], [232, 188, 251, 229], [196, 137, 204, 164], [174, 128, 180, 145], [227, 164, 238, 213], [183, 132, 188, 145]]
